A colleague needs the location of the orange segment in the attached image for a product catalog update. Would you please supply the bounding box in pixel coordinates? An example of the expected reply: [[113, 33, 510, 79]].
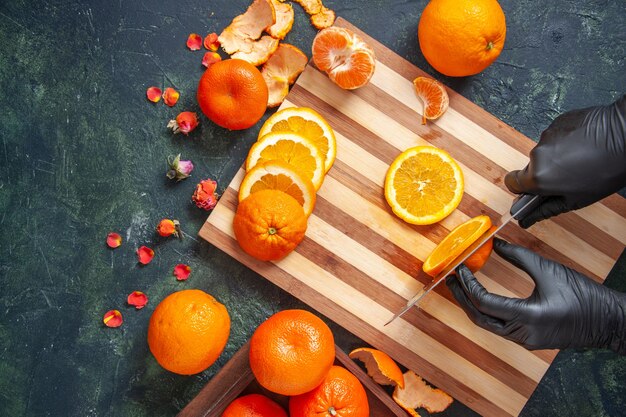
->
[[384, 146, 464, 225], [239, 160, 317, 217], [246, 131, 325, 190], [423, 215, 492, 277], [413, 77, 449, 125], [259, 107, 336, 173], [349, 347, 405, 389], [312, 27, 376, 90], [393, 371, 453, 415]]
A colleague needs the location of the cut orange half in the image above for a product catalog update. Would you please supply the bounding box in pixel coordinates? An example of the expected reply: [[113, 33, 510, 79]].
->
[[384, 146, 464, 225], [246, 131, 325, 190], [422, 215, 492, 277], [349, 347, 405, 389], [239, 160, 317, 217], [258, 107, 336, 173], [413, 77, 449, 125], [393, 370, 453, 415]]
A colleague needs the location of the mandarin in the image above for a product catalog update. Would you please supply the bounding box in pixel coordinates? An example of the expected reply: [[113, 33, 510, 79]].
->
[[147, 289, 230, 375], [418, 0, 506, 77], [197, 59, 268, 130], [222, 394, 288, 417], [289, 365, 369, 417], [249, 309, 335, 396], [233, 189, 307, 261]]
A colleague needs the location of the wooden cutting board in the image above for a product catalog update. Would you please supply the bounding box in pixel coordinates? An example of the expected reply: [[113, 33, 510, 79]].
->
[[199, 18, 626, 417]]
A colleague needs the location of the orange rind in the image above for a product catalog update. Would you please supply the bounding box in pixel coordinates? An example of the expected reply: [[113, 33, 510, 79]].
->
[[261, 43, 308, 107], [311, 6, 335, 29], [393, 371, 453, 415], [349, 347, 405, 389], [267, 0, 294, 39], [231, 35, 280, 66]]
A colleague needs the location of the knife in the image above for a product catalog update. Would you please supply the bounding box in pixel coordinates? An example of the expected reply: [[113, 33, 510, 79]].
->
[[384, 194, 542, 326]]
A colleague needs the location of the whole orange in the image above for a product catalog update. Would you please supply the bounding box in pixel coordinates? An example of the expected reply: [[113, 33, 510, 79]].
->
[[418, 0, 506, 77], [289, 365, 370, 417], [222, 394, 288, 417], [249, 309, 335, 396], [147, 289, 230, 375], [197, 59, 268, 130], [233, 189, 307, 261]]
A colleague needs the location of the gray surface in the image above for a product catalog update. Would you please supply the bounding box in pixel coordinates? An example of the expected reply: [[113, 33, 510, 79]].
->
[[0, 0, 624, 416]]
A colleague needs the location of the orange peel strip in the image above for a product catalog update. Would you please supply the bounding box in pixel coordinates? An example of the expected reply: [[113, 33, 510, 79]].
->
[[261, 43, 308, 107], [267, 0, 294, 40], [231, 35, 279, 66], [218, 0, 276, 55], [393, 371, 453, 415], [311, 6, 335, 29], [349, 347, 405, 389]]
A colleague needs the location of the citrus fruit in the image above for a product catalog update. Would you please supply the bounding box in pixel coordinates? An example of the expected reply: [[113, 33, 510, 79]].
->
[[258, 107, 337, 172], [384, 146, 464, 225], [246, 131, 325, 190], [249, 309, 335, 396], [197, 59, 268, 130], [462, 225, 495, 274], [418, 0, 506, 77], [349, 347, 405, 388], [239, 160, 317, 217], [312, 26, 376, 90], [422, 215, 492, 277], [413, 77, 449, 124], [233, 189, 307, 261], [222, 394, 288, 417], [289, 365, 370, 417], [147, 289, 230, 375], [393, 370, 453, 415]]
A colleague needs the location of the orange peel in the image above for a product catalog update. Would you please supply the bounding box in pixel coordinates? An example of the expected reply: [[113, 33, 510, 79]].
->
[[311, 6, 335, 29], [231, 35, 279, 66], [286, 0, 322, 15], [349, 347, 405, 389], [261, 43, 308, 107], [393, 371, 453, 415], [267, 0, 294, 39]]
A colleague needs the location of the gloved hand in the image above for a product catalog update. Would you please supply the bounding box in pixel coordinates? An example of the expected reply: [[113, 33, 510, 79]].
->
[[446, 238, 626, 353], [505, 94, 626, 228]]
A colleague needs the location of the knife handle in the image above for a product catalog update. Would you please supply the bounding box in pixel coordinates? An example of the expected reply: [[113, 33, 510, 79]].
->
[[511, 193, 544, 221]]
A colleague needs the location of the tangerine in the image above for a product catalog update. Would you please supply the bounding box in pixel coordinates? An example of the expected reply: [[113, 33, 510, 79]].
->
[[222, 394, 288, 417], [147, 289, 230, 375], [418, 0, 506, 77], [289, 365, 370, 417], [197, 59, 268, 130], [249, 309, 335, 396], [233, 189, 308, 261]]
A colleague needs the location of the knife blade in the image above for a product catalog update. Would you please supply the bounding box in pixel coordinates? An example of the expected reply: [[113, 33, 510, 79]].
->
[[384, 194, 541, 326]]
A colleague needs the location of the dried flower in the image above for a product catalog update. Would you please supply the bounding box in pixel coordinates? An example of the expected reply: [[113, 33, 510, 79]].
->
[[127, 291, 148, 309], [106, 232, 122, 248], [173, 264, 191, 281], [186, 33, 202, 50], [137, 245, 155, 265], [166, 154, 194, 181], [202, 52, 222, 68], [156, 218, 181, 238], [146, 86, 162, 103], [167, 111, 199, 135], [162, 87, 180, 107], [192, 179, 219, 210], [204, 33, 220, 51], [103, 310, 123, 327]]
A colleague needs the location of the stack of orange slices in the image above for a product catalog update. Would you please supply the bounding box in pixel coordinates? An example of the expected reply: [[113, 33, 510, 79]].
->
[[234, 106, 337, 260]]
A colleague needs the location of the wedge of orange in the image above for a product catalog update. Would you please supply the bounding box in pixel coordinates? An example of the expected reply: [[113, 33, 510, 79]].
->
[[239, 160, 317, 217], [349, 347, 405, 389], [312, 26, 376, 90], [422, 215, 492, 277], [246, 131, 325, 190], [384, 146, 464, 225], [413, 77, 449, 125], [393, 370, 453, 415], [258, 107, 336, 173]]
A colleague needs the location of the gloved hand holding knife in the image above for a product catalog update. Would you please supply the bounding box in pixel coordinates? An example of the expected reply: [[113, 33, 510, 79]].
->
[[446, 94, 626, 354]]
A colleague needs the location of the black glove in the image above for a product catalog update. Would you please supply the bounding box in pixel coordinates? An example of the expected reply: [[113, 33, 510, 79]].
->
[[446, 238, 626, 354], [505, 94, 626, 228]]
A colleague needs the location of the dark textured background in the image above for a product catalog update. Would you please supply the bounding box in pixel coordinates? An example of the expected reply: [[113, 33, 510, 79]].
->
[[0, 0, 624, 416]]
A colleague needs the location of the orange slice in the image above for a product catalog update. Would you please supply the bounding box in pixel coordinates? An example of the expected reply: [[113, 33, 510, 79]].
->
[[413, 77, 449, 125], [349, 347, 405, 389], [258, 107, 336, 173], [246, 131, 325, 190], [261, 44, 308, 107], [422, 215, 492, 277], [312, 27, 376, 90], [393, 371, 453, 415], [267, 0, 294, 39], [384, 146, 464, 225], [239, 160, 317, 217]]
